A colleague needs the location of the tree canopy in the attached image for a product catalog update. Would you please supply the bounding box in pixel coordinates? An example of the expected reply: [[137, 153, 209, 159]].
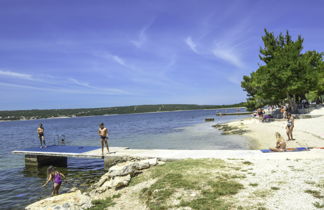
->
[[241, 29, 324, 110]]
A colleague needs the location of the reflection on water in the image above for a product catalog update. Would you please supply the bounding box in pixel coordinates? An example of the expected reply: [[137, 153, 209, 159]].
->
[[0, 108, 248, 208]]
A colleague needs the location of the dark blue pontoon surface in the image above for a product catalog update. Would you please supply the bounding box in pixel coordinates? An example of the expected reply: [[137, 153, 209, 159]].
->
[[17, 145, 100, 153]]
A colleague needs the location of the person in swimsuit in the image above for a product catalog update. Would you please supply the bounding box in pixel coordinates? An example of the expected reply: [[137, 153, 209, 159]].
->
[[257, 108, 264, 121], [37, 123, 46, 148], [42, 166, 65, 195], [270, 132, 287, 152], [98, 123, 110, 158], [286, 114, 295, 140]]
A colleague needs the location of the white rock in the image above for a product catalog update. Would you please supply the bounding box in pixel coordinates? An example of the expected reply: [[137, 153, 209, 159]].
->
[[147, 158, 158, 166], [97, 174, 131, 192], [137, 160, 151, 170], [26, 190, 92, 210], [95, 172, 110, 187], [158, 161, 166, 166], [108, 162, 139, 177], [110, 174, 131, 189]]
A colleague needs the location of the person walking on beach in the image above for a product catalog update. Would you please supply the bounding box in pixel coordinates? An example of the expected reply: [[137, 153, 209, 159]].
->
[[286, 114, 295, 140], [98, 123, 110, 158], [37, 123, 46, 148], [42, 166, 65, 195]]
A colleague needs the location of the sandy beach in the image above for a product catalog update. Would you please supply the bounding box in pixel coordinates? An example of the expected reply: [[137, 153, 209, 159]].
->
[[223, 107, 324, 150]]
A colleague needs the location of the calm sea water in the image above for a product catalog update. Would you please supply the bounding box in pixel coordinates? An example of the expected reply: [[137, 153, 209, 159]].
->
[[0, 109, 249, 209]]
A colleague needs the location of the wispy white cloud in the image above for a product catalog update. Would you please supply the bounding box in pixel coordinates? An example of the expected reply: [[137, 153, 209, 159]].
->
[[112, 55, 127, 67], [0, 70, 33, 80], [212, 47, 245, 69], [131, 28, 147, 48], [0, 69, 129, 95], [185, 36, 199, 54], [68, 78, 129, 94], [0, 81, 129, 95], [131, 19, 155, 48], [68, 78, 91, 88]]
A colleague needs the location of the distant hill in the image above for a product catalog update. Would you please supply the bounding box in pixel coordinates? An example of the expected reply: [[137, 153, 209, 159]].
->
[[0, 103, 246, 121]]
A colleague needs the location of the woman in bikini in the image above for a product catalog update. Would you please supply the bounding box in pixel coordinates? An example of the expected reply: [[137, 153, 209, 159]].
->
[[42, 166, 65, 195], [286, 114, 295, 140], [270, 132, 287, 152]]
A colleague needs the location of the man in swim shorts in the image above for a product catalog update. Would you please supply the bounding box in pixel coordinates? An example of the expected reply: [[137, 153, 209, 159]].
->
[[37, 123, 46, 148], [98, 123, 110, 157]]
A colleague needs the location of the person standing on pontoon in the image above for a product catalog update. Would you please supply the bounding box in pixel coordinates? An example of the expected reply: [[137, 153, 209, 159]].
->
[[37, 123, 47, 148], [98, 123, 110, 158]]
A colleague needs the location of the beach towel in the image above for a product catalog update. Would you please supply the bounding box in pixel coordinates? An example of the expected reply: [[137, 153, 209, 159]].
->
[[260, 147, 310, 153]]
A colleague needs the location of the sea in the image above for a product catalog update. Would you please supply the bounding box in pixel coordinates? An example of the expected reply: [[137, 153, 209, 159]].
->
[[0, 108, 250, 209]]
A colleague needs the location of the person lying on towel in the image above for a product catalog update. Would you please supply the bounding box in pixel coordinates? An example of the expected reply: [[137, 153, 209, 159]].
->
[[270, 132, 287, 152]]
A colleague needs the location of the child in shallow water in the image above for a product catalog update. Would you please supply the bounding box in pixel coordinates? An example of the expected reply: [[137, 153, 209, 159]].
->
[[42, 166, 65, 195]]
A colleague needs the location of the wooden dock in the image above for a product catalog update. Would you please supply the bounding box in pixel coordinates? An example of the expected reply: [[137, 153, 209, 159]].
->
[[12, 145, 324, 170]]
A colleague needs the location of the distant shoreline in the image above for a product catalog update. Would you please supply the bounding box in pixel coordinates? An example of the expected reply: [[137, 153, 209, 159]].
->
[[0, 106, 246, 123]]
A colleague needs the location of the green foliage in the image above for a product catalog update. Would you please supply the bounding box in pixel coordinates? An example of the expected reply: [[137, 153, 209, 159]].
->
[[313, 201, 324, 208], [241, 29, 324, 109], [305, 189, 324, 199], [87, 194, 120, 210], [0, 103, 246, 121]]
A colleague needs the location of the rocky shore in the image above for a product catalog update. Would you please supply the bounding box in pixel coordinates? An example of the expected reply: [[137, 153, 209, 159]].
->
[[26, 158, 161, 210], [25, 157, 324, 210]]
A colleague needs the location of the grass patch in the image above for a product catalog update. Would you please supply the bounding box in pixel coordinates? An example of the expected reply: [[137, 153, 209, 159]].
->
[[242, 161, 253, 165], [129, 170, 151, 187], [253, 189, 271, 198], [138, 159, 244, 209], [305, 180, 316, 185], [271, 187, 280, 190], [305, 189, 324, 199], [313, 202, 324, 208], [88, 194, 121, 210], [179, 180, 243, 210], [249, 183, 258, 187], [316, 180, 324, 189]]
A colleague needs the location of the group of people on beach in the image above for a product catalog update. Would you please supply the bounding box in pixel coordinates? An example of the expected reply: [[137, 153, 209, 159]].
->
[[270, 113, 295, 152], [252, 104, 296, 152], [38, 122, 110, 196]]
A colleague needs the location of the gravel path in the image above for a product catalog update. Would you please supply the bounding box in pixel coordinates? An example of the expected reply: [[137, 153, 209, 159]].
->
[[230, 158, 324, 210]]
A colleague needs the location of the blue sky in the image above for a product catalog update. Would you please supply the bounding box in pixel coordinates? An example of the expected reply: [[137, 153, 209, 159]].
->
[[0, 0, 323, 110]]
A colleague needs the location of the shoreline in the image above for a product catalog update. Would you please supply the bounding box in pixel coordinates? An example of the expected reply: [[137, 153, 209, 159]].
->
[[217, 108, 324, 150], [26, 156, 324, 210], [0, 107, 246, 123]]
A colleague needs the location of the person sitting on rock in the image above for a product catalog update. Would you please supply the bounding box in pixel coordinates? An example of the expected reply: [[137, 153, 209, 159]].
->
[[270, 132, 287, 152]]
